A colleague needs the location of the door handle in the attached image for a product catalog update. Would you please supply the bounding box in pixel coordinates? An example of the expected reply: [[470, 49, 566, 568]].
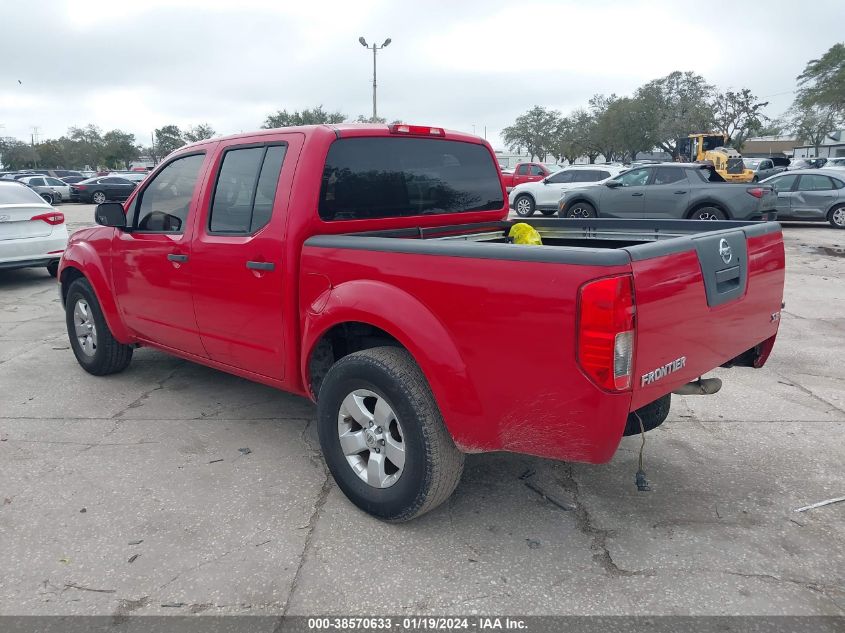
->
[[673, 190, 688, 194], [167, 253, 188, 263], [632, 192, 644, 197], [246, 261, 275, 271]]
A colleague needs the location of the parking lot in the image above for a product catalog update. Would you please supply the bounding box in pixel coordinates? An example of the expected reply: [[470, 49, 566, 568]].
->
[[0, 205, 843, 617]]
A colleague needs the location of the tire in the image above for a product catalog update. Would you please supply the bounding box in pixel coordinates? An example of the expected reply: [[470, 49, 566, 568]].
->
[[514, 195, 535, 217], [91, 191, 107, 204], [828, 205, 845, 229], [539, 209, 557, 216], [565, 201, 597, 218], [689, 206, 727, 221], [65, 278, 133, 376], [317, 347, 464, 522], [46, 260, 59, 278], [40, 192, 54, 205], [622, 394, 671, 436]]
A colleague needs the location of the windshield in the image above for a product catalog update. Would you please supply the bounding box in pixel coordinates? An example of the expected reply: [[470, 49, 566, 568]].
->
[[744, 159, 762, 168], [319, 137, 504, 221]]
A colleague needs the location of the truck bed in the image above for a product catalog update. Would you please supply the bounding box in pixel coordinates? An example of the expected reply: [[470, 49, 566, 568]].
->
[[301, 218, 785, 462]]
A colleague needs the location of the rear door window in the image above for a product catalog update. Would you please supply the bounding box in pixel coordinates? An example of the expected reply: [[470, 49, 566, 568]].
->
[[209, 144, 287, 234], [653, 167, 687, 185], [319, 137, 504, 221], [573, 170, 601, 183], [797, 175, 835, 191], [516, 165, 529, 175]]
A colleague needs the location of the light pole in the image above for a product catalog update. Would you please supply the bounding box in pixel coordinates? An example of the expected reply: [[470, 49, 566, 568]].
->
[[358, 36, 391, 122]]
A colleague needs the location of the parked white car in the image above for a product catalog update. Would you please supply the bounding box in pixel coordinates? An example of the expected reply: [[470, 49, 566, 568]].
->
[[0, 181, 68, 277], [18, 175, 71, 205], [508, 164, 628, 217], [825, 157, 845, 169]]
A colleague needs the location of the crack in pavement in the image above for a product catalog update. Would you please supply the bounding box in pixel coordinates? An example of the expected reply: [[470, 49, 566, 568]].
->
[[111, 362, 186, 420], [277, 418, 332, 626], [555, 463, 653, 578], [772, 369, 845, 418]]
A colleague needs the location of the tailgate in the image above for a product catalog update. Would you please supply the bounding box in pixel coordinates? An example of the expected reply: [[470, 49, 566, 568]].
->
[[626, 222, 784, 410]]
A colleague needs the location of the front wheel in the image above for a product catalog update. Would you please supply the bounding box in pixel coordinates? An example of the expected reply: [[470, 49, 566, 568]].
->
[[91, 191, 107, 204], [828, 205, 845, 229], [65, 278, 134, 375], [40, 192, 54, 205], [317, 347, 464, 522], [690, 206, 727, 221], [514, 195, 535, 217]]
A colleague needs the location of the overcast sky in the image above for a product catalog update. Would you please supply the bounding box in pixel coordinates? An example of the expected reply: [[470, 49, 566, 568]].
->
[[1, 0, 843, 150]]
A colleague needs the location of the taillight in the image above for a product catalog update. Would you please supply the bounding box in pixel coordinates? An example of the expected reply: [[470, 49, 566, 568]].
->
[[31, 212, 65, 225], [389, 124, 445, 136], [74, 185, 87, 190], [577, 275, 636, 391], [746, 187, 766, 198]]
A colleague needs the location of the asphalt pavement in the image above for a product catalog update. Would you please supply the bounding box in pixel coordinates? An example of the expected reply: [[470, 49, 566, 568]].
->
[[0, 204, 842, 617]]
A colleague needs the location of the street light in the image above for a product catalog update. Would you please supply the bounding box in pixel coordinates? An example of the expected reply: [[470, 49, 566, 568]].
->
[[358, 36, 391, 122]]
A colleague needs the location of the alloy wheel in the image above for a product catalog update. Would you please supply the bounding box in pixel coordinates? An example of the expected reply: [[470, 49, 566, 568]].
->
[[73, 299, 98, 357], [337, 389, 405, 489], [832, 207, 845, 228]]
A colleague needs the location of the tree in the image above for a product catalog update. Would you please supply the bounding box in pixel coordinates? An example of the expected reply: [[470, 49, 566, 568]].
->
[[0, 137, 39, 169], [355, 114, 387, 123], [68, 125, 104, 168], [709, 88, 769, 148], [796, 42, 845, 115], [788, 104, 841, 155], [261, 105, 346, 128], [603, 96, 659, 162], [154, 125, 185, 158], [501, 106, 561, 161], [635, 71, 714, 157], [183, 123, 216, 143], [102, 130, 138, 169], [586, 94, 621, 161]]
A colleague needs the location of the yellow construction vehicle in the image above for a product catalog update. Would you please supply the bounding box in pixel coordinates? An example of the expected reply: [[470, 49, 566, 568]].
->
[[676, 133, 755, 183]]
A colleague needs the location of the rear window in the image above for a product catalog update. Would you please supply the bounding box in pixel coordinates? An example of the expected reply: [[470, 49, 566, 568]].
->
[[319, 137, 504, 221], [0, 183, 46, 204]]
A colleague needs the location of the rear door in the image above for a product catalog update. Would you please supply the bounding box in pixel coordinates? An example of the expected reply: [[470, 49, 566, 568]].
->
[[599, 167, 650, 217], [627, 224, 784, 410], [792, 174, 837, 218], [512, 164, 531, 187], [643, 166, 689, 218], [190, 133, 303, 379]]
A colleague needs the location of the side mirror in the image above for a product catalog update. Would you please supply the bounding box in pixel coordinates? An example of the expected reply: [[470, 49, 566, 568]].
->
[[95, 202, 127, 229], [605, 180, 622, 188]]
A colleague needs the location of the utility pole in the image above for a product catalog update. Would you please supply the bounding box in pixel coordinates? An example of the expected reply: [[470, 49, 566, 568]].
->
[[358, 37, 391, 122]]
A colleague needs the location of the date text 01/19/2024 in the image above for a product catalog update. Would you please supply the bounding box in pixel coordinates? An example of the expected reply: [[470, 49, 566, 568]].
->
[[306, 616, 528, 630]]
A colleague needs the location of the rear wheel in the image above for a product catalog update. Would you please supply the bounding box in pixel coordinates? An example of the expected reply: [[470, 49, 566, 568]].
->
[[91, 191, 107, 204], [565, 201, 597, 218], [690, 206, 727, 221], [514, 195, 535, 217], [317, 347, 464, 522], [40, 192, 54, 205], [46, 260, 59, 278], [828, 205, 845, 229], [65, 278, 133, 375]]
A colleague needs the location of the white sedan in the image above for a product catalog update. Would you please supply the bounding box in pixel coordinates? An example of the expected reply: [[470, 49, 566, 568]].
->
[[508, 164, 628, 217], [0, 181, 68, 277]]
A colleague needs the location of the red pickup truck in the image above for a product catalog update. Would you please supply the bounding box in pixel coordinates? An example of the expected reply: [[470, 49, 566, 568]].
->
[[59, 124, 785, 521], [500, 161, 555, 191]]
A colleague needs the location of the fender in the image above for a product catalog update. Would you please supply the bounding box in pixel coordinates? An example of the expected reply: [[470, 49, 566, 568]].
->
[[60, 236, 133, 344], [300, 279, 484, 446]]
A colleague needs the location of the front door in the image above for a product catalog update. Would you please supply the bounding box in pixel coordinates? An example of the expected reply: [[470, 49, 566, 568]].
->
[[111, 152, 210, 356], [792, 174, 837, 218], [599, 167, 650, 217], [189, 134, 302, 380], [643, 166, 690, 218], [768, 173, 798, 216], [535, 169, 575, 206]]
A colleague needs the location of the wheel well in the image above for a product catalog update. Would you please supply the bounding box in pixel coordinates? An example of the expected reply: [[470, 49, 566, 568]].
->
[[59, 266, 85, 305], [686, 201, 731, 219], [308, 322, 402, 398], [514, 192, 535, 204]]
